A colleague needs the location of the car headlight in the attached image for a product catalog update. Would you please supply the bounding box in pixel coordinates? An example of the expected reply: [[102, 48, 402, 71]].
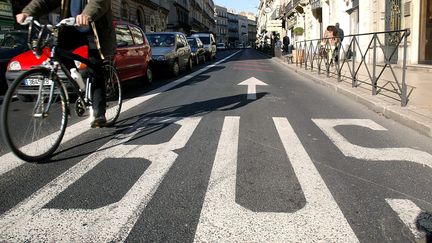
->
[[8, 61, 21, 71], [154, 56, 166, 61]]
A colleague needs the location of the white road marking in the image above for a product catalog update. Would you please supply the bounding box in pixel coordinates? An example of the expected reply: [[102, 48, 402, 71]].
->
[[0, 51, 241, 176], [238, 77, 268, 100], [312, 119, 432, 167], [0, 116, 201, 242], [386, 199, 427, 240], [194, 117, 358, 242]]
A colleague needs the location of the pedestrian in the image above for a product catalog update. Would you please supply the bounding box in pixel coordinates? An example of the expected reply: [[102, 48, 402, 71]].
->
[[334, 23, 344, 63], [16, 0, 116, 128], [321, 25, 337, 63], [283, 34, 290, 54]]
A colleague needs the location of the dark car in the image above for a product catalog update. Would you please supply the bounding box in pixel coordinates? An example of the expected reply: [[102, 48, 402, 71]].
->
[[187, 37, 206, 65], [146, 32, 192, 77], [191, 32, 217, 60], [5, 21, 153, 99], [0, 30, 29, 95]]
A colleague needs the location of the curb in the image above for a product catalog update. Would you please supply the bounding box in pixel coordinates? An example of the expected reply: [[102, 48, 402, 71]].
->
[[273, 57, 432, 138]]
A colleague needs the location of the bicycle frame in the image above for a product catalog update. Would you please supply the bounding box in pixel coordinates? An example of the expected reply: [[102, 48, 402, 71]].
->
[[28, 18, 98, 116]]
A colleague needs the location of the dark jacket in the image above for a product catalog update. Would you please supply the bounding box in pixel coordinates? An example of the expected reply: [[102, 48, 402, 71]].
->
[[22, 0, 116, 58]]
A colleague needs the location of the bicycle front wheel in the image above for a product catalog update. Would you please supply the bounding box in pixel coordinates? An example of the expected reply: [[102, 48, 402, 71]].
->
[[104, 64, 122, 127], [1, 68, 68, 162]]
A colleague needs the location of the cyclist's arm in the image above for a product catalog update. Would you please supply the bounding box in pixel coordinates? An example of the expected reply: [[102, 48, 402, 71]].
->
[[22, 0, 60, 18], [82, 0, 111, 21]]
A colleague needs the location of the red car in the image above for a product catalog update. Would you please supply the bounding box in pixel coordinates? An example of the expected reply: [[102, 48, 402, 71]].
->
[[6, 21, 153, 92]]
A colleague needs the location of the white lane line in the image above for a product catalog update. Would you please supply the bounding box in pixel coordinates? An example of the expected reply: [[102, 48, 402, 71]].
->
[[386, 199, 427, 240], [194, 117, 358, 242], [0, 51, 241, 176], [312, 119, 432, 167], [0, 117, 201, 242]]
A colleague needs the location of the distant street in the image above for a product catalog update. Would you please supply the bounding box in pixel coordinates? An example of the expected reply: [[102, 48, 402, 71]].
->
[[0, 49, 431, 242]]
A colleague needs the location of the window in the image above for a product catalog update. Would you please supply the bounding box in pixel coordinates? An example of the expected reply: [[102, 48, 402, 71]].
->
[[147, 33, 175, 47], [136, 8, 145, 28], [121, 1, 129, 20], [116, 25, 134, 46], [130, 26, 144, 45]]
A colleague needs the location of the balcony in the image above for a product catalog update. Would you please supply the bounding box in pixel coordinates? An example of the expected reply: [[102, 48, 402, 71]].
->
[[286, 0, 309, 16], [310, 0, 321, 10]]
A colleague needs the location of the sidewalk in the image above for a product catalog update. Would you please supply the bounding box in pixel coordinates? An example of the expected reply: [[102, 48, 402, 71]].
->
[[274, 54, 432, 138]]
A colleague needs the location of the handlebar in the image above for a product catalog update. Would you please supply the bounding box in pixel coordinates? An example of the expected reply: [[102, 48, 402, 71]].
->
[[21, 17, 76, 29], [21, 17, 77, 58]]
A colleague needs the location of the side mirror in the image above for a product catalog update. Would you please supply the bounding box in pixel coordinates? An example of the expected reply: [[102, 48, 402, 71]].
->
[[117, 41, 128, 48]]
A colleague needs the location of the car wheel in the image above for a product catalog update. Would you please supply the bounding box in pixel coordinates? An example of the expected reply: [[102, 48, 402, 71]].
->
[[171, 60, 180, 77], [187, 58, 193, 71], [195, 56, 199, 66], [202, 55, 206, 64], [145, 65, 153, 84]]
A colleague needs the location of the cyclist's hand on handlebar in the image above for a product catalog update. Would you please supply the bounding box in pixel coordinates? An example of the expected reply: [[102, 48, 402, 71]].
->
[[16, 13, 30, 24], [76, 14, 91, 26]]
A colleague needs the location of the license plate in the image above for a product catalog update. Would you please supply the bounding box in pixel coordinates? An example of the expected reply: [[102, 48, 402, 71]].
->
[[24, 78, 53, 86]]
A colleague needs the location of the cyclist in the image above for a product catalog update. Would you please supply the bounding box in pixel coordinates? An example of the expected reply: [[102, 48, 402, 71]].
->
[[16, 0, 116, 128]]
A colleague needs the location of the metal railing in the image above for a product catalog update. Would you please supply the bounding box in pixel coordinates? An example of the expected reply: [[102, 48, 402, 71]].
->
[[292, 29, 411, 106]]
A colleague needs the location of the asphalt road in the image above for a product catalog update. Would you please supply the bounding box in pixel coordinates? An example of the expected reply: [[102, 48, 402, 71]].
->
[[0, 49, 431, 242]]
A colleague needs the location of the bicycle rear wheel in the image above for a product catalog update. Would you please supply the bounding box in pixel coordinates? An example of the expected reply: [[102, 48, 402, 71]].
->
[[104, 64, 122, 126], [1, 68, 68, 162]]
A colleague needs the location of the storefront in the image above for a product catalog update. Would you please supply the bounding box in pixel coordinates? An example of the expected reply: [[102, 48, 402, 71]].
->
[[0, 0, 13, 31], [419, 0, 432, 64]]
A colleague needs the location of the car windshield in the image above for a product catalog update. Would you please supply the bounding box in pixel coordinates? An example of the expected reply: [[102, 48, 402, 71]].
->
[[0, 33, 27, 49], [187, 39, 197, 47], [146, 34, 175, 47], [198, 36, 210, 44]]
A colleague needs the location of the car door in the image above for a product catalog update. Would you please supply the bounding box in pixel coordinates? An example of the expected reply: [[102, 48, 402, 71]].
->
[[175, 34, 185, 67], [179, 34, 190, 66], [130, 25, 150, 78], [114, 24, 136, 81]]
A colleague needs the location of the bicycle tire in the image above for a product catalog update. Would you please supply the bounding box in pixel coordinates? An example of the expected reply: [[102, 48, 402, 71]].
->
[[1, 68, 68, 162], [103, 64, 122, 127]]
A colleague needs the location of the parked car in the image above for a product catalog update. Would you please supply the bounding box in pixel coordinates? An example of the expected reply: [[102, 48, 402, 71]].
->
[[187, 36, 206, 65], [216, 43, 226, 51], [191, 32, 216, 60], [5, 21, 153, 99], [147, 32, 192, 77], [0, 30, 29, 95]]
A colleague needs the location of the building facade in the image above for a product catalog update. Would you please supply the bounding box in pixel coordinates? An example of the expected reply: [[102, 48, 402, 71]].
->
[[215, 5, 229, 44], [190, 0, 205, 32], [228, 11, 239, 45], [166, 0, 191, 34], [258, 0, 431, 66], [202, 0, 216, 33], [0, 0, 13, 30], [238, 15, 249, 45], [113, 0, 170, 33], [247, 18, 257, 47]]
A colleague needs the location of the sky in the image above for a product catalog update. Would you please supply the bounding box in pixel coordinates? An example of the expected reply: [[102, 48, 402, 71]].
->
[[214, 0, 259, 14]]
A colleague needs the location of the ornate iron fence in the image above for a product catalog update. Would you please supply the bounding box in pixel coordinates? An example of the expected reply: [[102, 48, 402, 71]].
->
[[292, 29, 411, 106]]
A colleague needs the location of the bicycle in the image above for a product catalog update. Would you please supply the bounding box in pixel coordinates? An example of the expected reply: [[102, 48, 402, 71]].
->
[[1, 17, 122, 162]]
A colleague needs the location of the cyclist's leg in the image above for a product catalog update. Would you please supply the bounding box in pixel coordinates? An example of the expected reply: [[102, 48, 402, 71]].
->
[[87, 36, 106, 126]]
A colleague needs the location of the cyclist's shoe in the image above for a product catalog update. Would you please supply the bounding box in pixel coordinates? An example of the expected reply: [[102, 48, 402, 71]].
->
[[90, 115, 107, 128]]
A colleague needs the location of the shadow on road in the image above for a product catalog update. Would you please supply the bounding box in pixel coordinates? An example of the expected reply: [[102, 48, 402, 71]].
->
[[49, 92, 267, 162]]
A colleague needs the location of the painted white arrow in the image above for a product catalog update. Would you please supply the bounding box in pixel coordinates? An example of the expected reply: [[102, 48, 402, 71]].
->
[[238, 77, 268, 100]]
